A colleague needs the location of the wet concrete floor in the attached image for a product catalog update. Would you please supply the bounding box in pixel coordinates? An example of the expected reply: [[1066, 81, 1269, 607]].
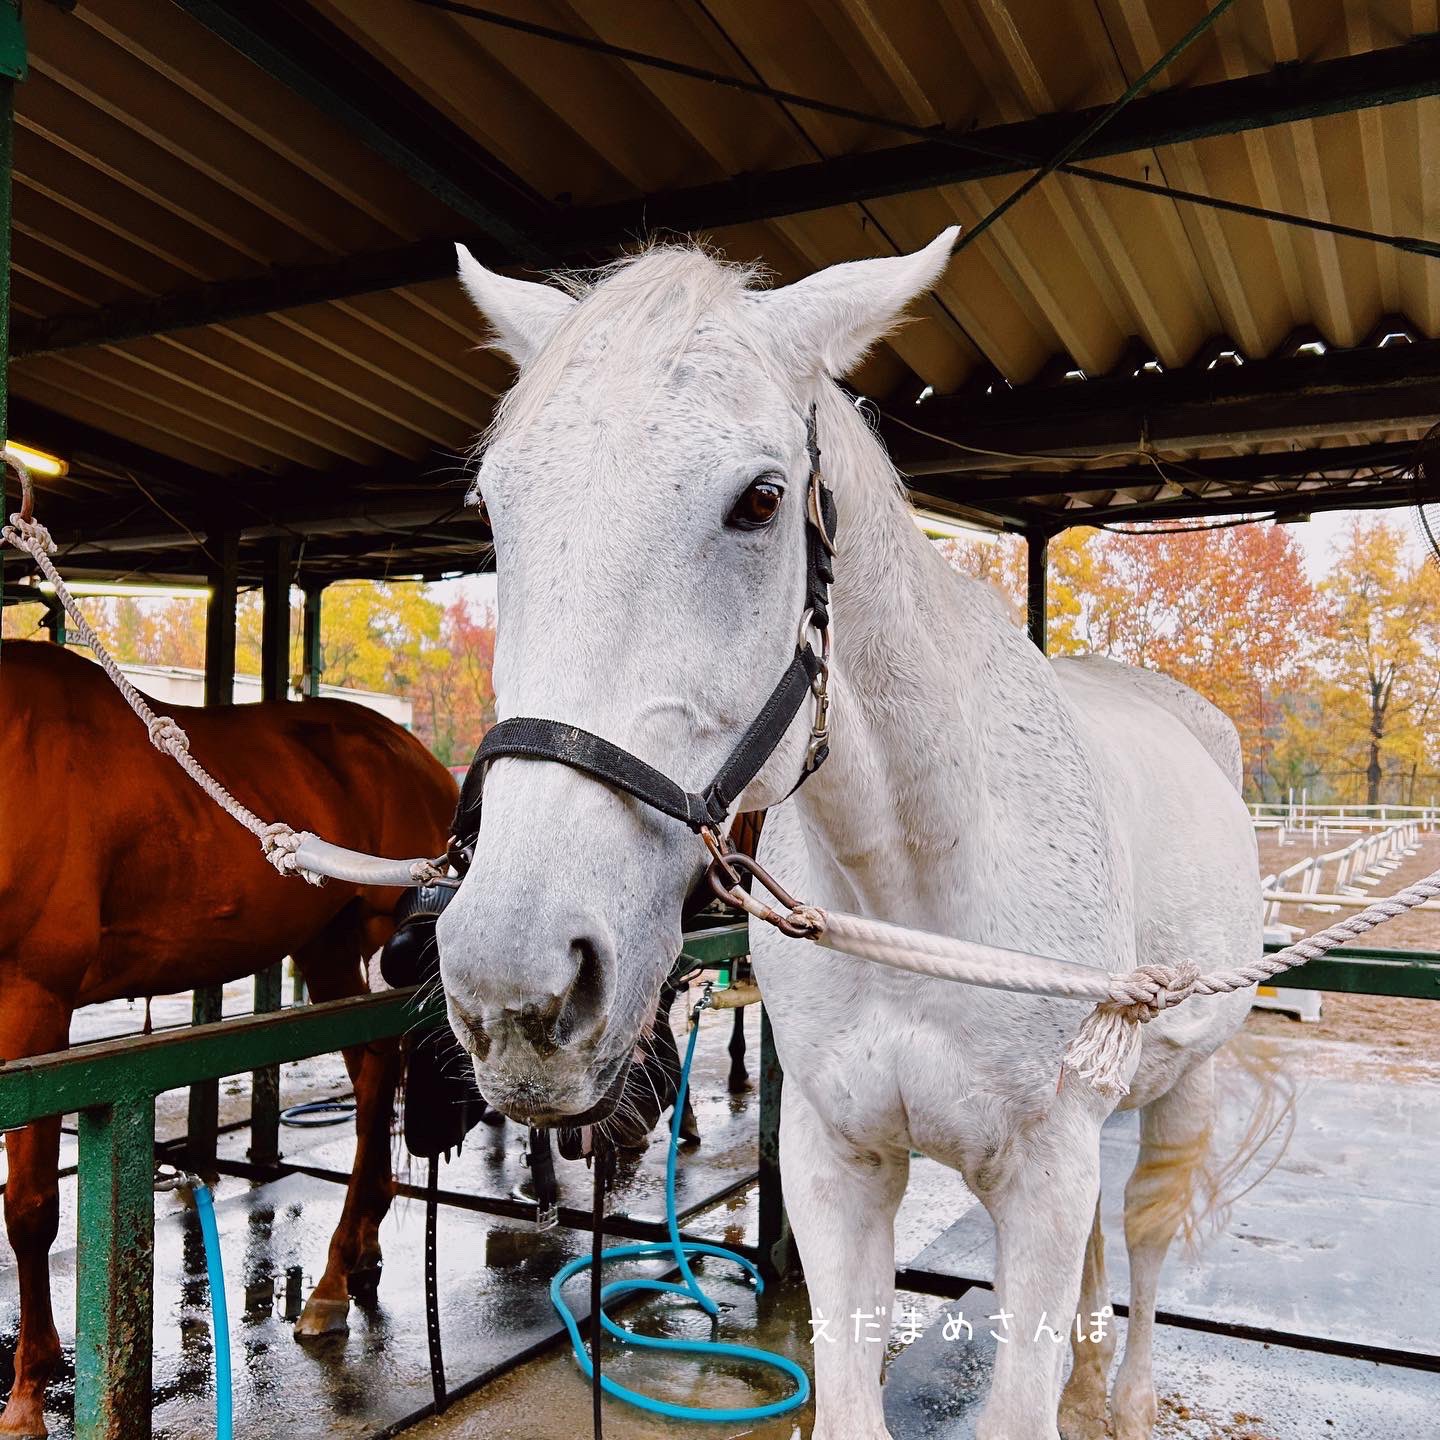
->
[[2, 1009, 1436, 1438], [406, 1032, 1440, 1440]]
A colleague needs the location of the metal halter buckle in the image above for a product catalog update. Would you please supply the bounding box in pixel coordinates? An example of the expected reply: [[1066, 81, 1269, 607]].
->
[[808, 467, 837, 558], [797, 608, 832, 771]]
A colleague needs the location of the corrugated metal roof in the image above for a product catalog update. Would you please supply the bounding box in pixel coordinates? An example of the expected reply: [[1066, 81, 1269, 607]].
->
[[8, 0, 1440, 579]]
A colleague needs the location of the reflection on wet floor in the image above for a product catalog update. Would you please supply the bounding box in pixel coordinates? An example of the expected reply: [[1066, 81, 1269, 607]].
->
[[4, 1007, 1435, 1438], [0, 1010, 822, 1437]]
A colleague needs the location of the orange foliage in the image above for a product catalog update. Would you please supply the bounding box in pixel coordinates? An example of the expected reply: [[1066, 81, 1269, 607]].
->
[[1087, 523, 1318, 782]]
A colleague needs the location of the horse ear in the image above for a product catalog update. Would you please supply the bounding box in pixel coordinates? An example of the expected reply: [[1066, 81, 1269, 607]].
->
[[455, 244, 577, 367], [757, 227, 960, 378]]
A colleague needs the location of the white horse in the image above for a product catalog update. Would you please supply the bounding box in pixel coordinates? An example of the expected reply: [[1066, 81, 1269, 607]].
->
[[436, 230, 1260, 1439]]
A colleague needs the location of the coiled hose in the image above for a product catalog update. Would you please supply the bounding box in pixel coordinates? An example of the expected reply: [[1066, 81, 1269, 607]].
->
[[549, 1016, 810, 1423]]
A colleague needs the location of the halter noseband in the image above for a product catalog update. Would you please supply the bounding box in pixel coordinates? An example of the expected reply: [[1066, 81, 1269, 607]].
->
[[449, 405, 836, 862]]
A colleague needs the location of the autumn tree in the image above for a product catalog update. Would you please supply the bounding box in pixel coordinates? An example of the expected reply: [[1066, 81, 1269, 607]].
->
[[942, 519, 1317, 798], [938, 527, 1101, 655], [1085, 521, 1318, 791], [415, 595, 497, 765], [1305, 517, 1440, 805]]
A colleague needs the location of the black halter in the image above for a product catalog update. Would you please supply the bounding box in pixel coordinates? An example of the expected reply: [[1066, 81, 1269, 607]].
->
[[450, 406, 835, 859]]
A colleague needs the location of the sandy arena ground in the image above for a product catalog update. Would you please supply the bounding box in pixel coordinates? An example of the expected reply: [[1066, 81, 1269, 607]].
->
[[1250, 827, 1440, 1062]]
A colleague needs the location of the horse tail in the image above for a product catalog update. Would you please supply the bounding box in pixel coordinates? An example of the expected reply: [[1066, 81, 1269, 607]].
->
[[1127, 1033, 1297, 1256]]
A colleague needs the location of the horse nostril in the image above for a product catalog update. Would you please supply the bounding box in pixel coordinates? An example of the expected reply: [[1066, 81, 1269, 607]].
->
[[517, 993, 565, 1056], [536, 934, 608, 1052]]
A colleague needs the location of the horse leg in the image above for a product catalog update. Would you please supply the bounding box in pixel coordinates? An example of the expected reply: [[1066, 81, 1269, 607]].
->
[[1112, 1058, 1214, 1440], [292, 917, 400, 1338], [1057, 1198, 1116, 1440], [974, 1103, 1102, 1440], [782, 1088, 908, 1440], [0, 992, 69, 1438]]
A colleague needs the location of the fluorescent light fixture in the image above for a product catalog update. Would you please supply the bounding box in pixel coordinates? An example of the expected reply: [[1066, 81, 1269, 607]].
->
[[5, 440, 68, 478], [912, 511, 998, 545], [36, 580, 211, 599]]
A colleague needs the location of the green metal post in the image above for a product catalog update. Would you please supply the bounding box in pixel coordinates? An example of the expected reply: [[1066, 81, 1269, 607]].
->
[[43, 595, 65, 644], [301, 580, 324, 697], [185, 984, 223, 1168], [259, 535, 293, 701], [293, 579, 322, 1004], [757, 1006, 794, 1279], [75, 1097, 156, 1440], [251, 537, 293, 1165], [250, 961, 284, 1165], [1026, 527, 1049, 654], [189, 530, 239, 1166], [203, 531, 239, 706]]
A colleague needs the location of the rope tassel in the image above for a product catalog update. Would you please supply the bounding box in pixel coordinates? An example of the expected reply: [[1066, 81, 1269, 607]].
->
[[1061, 1005, 1145, 1099]]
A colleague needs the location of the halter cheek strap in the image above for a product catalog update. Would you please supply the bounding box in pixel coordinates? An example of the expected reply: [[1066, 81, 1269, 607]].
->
[[451, 404, 835, 851]]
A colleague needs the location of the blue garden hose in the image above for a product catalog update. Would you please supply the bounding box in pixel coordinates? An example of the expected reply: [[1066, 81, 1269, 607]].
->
[[193, 1183, 234, 1440], [549, 1010, 811, 1423]]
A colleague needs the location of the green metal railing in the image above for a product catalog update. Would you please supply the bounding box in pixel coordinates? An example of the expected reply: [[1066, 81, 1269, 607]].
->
[[1, 928, 1436, 1437], [1260, 942, 1440, 998], [0, 922, 750, 1439]]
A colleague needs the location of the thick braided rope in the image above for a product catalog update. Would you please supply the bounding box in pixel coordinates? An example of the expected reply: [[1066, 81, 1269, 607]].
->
[[3, 500, 444, 888], [802, 869, 1440, 1099]]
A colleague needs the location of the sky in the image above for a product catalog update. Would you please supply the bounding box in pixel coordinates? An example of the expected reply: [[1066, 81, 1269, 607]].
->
[[1290, 506, 1427, 581]]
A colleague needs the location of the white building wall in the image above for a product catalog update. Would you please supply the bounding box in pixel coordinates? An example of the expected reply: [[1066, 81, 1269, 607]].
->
[[118, 663, 414, 730]]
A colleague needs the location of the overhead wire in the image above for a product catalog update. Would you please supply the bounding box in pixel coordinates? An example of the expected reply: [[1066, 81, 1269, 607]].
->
[[685, 0, 987, 360], [951, 0, 1242, 255], [409, 0, 1440, 265]]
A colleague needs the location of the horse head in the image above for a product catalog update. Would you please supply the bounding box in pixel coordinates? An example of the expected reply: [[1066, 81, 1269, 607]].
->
[[436, 231, 957, 1124]]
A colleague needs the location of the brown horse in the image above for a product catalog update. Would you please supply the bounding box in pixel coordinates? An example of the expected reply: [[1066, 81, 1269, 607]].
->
[[0, 641, 457, 1437]]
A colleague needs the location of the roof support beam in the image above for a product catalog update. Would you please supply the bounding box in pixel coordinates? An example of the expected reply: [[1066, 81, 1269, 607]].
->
[[17, 34, 1440, 355], [167, 0, 550, 262], [569, 34, 1440, 242], [886, 342, 1440, 476], [914, 441, 1425, 504], [1003, 477, 1428, 526]]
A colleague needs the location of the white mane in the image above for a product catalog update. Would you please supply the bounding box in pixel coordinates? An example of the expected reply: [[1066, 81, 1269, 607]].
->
[[481, 246, 767, 448]]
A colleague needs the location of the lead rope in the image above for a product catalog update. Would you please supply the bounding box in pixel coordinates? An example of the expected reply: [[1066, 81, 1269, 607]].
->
[[703, 830, 1440, 1100], [2, 463, 446, 889], [14, 462, 1437, 1100]]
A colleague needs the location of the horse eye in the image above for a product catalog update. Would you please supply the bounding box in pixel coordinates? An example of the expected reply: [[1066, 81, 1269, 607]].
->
[[727, 479, 784, 530]]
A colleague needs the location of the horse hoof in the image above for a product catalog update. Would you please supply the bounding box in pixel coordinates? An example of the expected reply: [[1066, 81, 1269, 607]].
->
[[0, 1413, 48, 1438], [0, 1392, 50, 1439], [293, 1296, 351, 1338]]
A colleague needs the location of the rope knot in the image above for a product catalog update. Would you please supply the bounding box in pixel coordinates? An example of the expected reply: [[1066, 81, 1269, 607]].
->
[[786, 905, 828, 938], [147, 715, 191, 754], [260, 823, 326, 887], [411, 857, 447, 886], [2, 513, 57, 556], [1106, 959, 1201, 1021], [1061, 960, 1202, 1101]]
